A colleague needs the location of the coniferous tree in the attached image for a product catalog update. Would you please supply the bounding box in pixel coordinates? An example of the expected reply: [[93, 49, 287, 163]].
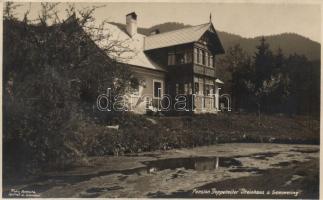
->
[[271, 48, 290, 112], [245, 37, 280, 124], [254, 37, 274, 87]]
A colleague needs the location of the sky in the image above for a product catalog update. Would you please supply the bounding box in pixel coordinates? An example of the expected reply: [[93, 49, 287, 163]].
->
[[12, 2, 321, 43]]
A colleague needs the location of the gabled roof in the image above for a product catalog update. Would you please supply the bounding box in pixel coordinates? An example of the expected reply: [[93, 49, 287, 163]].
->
[[82, 21, 166, 72], [144, 22, 224, 52]]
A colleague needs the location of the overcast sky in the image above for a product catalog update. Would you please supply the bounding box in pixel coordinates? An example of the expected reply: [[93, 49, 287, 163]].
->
[[13, 2, 321, 43]]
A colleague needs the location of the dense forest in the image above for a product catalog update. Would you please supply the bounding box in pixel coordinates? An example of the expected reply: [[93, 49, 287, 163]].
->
[[216, 40, 320, 118]]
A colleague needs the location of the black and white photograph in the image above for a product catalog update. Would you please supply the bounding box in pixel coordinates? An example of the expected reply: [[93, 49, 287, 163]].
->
[[2, 1, 321, 199]]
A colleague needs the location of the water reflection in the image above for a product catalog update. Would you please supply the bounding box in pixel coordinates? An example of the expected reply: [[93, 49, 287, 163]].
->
[[142, 156, 242, 172]]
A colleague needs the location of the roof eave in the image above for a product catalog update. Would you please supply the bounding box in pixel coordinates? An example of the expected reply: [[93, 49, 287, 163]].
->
[[115, 60, 167, 72], [144, 42, 194, 52]]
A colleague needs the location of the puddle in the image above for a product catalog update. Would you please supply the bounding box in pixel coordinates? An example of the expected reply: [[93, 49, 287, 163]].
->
[[142, 156, 242, 172], [10, 156, 240, 195], [4, 155, 281, 196]]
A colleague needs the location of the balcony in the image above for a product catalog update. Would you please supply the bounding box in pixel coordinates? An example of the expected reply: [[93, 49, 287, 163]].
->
[[193, 64, 215, 78]]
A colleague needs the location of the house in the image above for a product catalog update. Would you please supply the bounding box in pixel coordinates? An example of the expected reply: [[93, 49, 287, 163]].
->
[[89, 12, 225, 114]]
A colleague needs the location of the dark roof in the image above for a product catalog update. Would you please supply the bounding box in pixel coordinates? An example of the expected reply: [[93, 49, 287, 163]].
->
[[144, 22, 224, 53]]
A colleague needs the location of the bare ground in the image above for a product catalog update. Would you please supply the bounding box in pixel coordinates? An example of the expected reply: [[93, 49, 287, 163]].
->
[[3, 143, 319, 198]]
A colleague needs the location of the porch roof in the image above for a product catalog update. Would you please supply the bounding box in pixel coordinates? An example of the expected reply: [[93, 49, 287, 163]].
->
[[216, 79, 224, 84]]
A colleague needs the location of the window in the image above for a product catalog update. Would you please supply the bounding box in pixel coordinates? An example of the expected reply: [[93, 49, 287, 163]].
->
[[194, 77, 204, 95], [186, 49, 192, 63], [184, 83, 188, 94], [205, 84, 212, 95], [169, 49, 192, 65], [205, 51, 209, 66], [193, 48, 215, 67], [199, 49, 203, 64], [194, 48, 198, 64], [183, 53, 188, 63], [210, 55, 213, 68], [205, 79, 215, 95], [176, 83, 179, 95], [199, 82, 204, 95], [153, 81, 162, 98], [176, 51, 185, 64], [202, 51, 206, 65], [194, 82, 199, 94], [168, 52, 175, 65]]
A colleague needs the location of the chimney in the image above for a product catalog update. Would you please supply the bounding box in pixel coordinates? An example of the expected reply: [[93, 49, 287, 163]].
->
[[126, 12, 137, 37]]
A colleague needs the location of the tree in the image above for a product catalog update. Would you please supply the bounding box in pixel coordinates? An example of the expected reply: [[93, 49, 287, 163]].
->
[[254, 37, 274, 87], [3, 2, 135, 176], [216, 44, 252, 111], [216, 36, 318, 118], [4, 2, 21, 20], [245, 37, 280, 124], [285, 54, 319, 116], [269, 48, 290, 112]]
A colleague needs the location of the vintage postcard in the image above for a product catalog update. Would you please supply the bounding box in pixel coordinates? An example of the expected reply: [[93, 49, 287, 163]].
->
[[2, 0, 321, 199]]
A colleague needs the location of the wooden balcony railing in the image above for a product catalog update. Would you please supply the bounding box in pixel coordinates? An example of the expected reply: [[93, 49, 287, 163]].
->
[[193, 64, 216, 77]]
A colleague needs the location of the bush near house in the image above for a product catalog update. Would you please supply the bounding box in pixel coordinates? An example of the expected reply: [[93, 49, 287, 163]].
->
[[3, 3, 134, 183]]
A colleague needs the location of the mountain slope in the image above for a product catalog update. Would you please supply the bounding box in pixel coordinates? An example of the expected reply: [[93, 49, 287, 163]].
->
[[216, 31, 320, 60], [110, 22, 320, 61]]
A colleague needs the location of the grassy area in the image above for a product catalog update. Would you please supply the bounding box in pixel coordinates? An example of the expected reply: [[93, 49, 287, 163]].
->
[[3, 112, 319, 183], [71, 112, 319, 158]]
